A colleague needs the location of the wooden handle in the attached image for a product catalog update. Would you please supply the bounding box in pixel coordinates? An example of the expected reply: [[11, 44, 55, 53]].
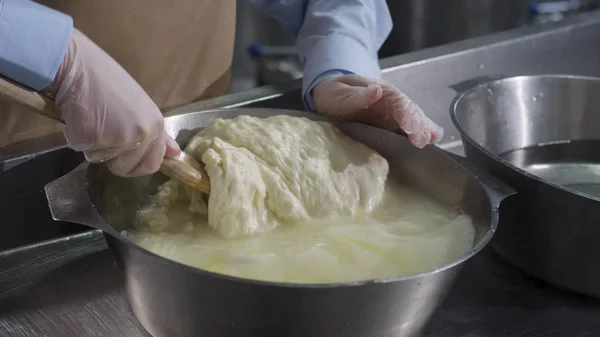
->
[[0, 77, 210, 194], [161, 152, 211, 193], [0, 77, 63, 122]]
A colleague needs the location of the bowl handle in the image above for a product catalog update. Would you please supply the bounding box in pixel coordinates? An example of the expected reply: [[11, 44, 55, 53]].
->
[[44, 162, 118, 235], [443, 150, 517, 209]]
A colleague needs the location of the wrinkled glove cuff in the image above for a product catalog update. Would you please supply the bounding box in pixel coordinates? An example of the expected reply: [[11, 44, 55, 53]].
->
[[303, 70, 346, 112], [300, 34, 381, 112]]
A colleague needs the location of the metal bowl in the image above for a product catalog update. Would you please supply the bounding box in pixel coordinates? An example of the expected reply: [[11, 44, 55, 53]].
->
[[45, 108, 513, 337], [451, 74, 600, 297]]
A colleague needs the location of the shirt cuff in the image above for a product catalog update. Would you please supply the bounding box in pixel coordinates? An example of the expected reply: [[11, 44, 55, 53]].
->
[[0, 0, 73, 90], [301, 34, 381, 112], [302, 70, 345, 112]]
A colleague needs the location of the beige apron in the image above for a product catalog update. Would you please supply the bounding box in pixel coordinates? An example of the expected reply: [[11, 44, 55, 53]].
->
[[0, 0, 236, 147]]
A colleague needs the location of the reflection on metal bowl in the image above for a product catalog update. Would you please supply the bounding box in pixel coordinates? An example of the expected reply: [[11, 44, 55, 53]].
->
[[451, 74, 600, 298], [44, 108, 513, 337]]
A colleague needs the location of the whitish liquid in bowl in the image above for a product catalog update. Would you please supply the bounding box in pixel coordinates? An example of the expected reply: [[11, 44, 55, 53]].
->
[[128, 180, 475, 284], [500, 140, 600, 198], [127, 115, 475, 283]]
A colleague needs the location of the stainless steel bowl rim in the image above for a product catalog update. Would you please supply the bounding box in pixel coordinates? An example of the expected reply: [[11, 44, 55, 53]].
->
[[449, 74, 600, 202]]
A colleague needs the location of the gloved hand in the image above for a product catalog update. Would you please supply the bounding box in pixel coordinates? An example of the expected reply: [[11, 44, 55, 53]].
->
[[44, 29, 180, 176], [313, 74, 444, 148]]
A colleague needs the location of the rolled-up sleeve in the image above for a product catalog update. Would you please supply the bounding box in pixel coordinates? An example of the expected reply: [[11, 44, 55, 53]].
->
[[0, 0, 73, 90], [248, 0, 392, 111]]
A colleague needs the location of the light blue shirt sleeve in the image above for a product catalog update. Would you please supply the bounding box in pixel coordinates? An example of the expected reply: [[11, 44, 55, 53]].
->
[[248, 0, 393, 111], [0, 0, 73, 90]]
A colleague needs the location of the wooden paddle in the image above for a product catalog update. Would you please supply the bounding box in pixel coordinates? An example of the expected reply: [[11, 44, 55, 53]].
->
[[0, 77, 210, 194]]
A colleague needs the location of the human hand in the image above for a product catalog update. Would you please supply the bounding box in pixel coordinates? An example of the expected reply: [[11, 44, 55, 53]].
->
[[44, 29, 180, 176], [313, 74, 444, 148]]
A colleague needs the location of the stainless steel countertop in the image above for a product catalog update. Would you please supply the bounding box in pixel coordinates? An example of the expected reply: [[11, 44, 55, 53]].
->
[[2, 11, 600, 337]]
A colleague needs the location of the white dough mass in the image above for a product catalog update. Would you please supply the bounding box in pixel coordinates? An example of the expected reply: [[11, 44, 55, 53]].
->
[[138, 115, 389, 237]]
